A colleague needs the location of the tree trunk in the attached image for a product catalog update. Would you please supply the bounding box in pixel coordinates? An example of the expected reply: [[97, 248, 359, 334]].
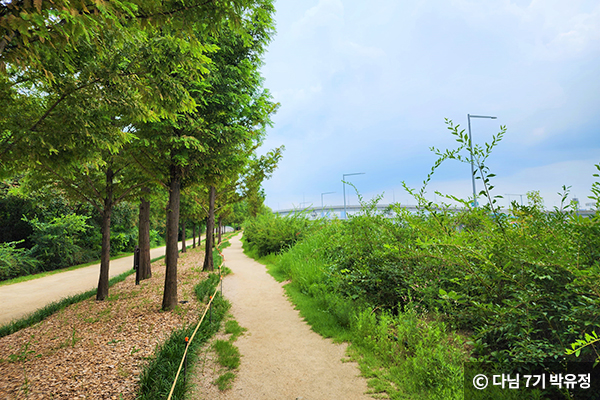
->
[[203, 185, 216, 271], [138, 192, 152, 280], [181, 220, 187, 253], [97, 168, 114, 301], [218, 216, 222, 244], [192, 224, 196, 248], [162, 166, 181, 311]]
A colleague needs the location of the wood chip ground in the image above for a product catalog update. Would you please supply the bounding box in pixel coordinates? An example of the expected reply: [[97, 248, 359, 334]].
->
[[0, 247, 209, 400]]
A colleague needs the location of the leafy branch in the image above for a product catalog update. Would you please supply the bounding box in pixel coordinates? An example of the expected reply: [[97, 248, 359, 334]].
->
[[566, 331, 600, 366]]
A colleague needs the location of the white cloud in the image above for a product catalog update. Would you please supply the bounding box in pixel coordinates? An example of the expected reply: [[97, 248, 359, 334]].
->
[[260, 1, 600, 211], [343, 41, 386, 60], [291, 0, 344, 37]]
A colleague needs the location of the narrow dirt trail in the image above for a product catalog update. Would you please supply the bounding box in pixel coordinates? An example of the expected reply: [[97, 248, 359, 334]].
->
[[214, 235, 371, 400]]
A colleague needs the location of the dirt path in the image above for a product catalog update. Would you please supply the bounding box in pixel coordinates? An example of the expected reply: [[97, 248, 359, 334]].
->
[[0, 240, 198, 326], [208, 235, 372, 400]]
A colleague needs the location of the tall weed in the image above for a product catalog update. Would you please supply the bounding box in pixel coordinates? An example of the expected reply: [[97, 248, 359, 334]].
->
[[353, 306, 466, 399]]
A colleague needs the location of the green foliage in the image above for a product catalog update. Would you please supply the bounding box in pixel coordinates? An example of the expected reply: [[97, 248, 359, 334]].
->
[[109, 201, 138, 255], [242, 211, 316, 256], [566, 330, 600, 366], [0, 185, 35, 246], [0, 240, 40, 281], [375, 123, 600, 367], [25, 213, 90, 270]]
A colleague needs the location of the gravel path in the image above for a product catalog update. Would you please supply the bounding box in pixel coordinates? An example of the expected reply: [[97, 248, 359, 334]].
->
[[213, 235, 371, 400]]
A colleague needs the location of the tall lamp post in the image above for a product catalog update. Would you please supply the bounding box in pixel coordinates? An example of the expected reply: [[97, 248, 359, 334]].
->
[[505, 193, 525, 206], [467, 114, 496, 207], [343, 172, 365, 219], [321, 191, 335, 218]]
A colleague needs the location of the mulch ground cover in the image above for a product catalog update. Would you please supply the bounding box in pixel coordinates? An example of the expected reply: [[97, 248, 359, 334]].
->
[[0, 247, 208, 400]]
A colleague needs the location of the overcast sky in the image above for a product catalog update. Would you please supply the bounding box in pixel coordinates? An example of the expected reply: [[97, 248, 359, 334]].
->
[[258, 0, 600, 211]]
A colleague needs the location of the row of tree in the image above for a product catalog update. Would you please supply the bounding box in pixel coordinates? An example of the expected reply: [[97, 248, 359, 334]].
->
[[1, 0, 282, 310]]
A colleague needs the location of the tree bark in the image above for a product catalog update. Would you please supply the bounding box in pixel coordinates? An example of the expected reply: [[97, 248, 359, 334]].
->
[[203, 185, 216, 271], [218, 216, 222, 244], [97, 168, 114, 301], [162, 166, 181, 311], [181, 220, 187, 253], [138, 191, 152, 280], [192, 224, 196, 248]]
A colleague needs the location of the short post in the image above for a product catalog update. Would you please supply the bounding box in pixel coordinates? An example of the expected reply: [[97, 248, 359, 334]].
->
[[133, 245, 140, 285], [184, 337, 189, 384], [209, 297, 213, 325]]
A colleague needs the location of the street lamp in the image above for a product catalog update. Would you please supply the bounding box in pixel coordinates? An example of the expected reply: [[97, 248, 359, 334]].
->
[[505, 193, 525, 206], [321, 191, 335, 218], [343, 172, 365, 219], [467, 114, 497, 207]]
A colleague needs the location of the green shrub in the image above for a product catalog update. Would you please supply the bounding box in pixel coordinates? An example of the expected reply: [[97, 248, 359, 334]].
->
[[110, 231, 136, 255], [149, 229, 162, 247], [242, 211, 315, 257], [213, 339, 240, 369], [25, 214, 90, 270], [0, 240, 40, 281]]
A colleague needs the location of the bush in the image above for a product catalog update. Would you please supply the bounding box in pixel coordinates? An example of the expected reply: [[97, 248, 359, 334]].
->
[[0, 241, 40, 281], [25, 214, 90, 270], [110, 202, 138, 254], [110, 231, 136, 255], [149, 229, 162, 247], [242, 211, 315, 257]]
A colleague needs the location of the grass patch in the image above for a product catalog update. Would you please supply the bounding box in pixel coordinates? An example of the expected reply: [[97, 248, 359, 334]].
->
[[0, 268, 134, 338], [282, 283, 353, 341], [212, 339, 240, 370], [195, 273, 221, 302], [215, 371, 236, 391], [224, 319, 246, 341]]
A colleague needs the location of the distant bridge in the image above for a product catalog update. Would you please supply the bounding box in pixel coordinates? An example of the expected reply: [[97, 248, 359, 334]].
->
[[274, 204, 414, 220], [274, 204, 597, 220]]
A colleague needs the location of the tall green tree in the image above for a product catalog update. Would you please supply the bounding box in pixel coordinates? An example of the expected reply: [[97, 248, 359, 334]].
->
[[133, 0, 277, 309], [1, 0, 262, 171], [240, 147, 284, 217]]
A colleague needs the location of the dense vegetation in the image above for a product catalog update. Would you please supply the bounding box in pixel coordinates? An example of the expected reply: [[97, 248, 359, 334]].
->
[[1, 1, 282, 307], [242, 128, 600, 399], [0, 180, 170, 281]]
